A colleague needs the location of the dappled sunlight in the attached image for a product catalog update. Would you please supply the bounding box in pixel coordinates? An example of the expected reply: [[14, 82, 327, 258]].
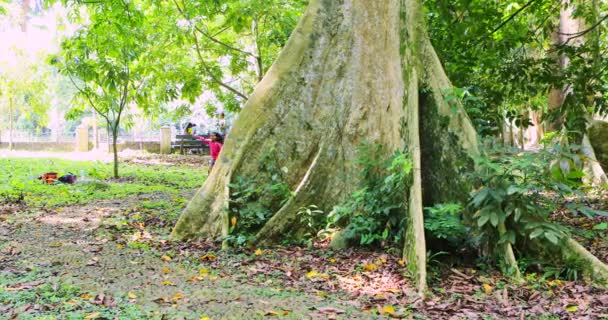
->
[[37, 204, 118, 231]]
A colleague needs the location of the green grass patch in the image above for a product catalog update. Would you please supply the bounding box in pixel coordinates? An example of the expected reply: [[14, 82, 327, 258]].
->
[[0, 158, 206, 207], [0, 269, 156, 319]]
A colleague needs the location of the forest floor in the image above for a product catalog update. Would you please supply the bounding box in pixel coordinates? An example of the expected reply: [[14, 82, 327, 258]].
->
[[1, 152, 608, 319]]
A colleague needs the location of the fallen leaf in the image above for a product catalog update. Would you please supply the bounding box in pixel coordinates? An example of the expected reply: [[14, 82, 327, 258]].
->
[[483, 283, 492, 295], [81, 293, 92, 299], [171, 293, 185, 302], [84, 312, 101, 319], [566, 305, 578, 312], [199, 317, 210, 320], [397, 260, 405, 266], [306, 270, 319, 278], [128, 292, 137, 299], [382, 305, 395, 315], [363, 263, 378, 271], [161, 255, 172, 261], [255, 248, 263, 256], [199, 268, 209, 275], [316, 306, 345, 314], [50, 241, 62, 248], [161, 280, 175, 286], [201, 253, 216, 261], [161, 267, 172, 273], [6, 280, 45, 291]]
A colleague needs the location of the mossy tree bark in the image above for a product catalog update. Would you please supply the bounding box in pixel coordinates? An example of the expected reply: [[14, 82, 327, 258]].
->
[[173, 0, 608, 293]]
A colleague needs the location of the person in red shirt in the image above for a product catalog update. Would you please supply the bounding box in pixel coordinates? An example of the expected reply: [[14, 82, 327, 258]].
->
[[194, 132, 223, 173]]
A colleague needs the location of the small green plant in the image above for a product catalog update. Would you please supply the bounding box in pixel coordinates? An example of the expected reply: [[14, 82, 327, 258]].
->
[[327, 143, 412, 246], [297, 205, 325, 240], [424, 203, 468, 243], [226, 148, 292, 246]]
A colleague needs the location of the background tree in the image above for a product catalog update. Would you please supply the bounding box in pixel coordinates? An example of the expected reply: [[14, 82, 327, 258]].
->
[[165, 0, 307, 113], [0, 50, 50, 150], [53, 0, 165, 177]]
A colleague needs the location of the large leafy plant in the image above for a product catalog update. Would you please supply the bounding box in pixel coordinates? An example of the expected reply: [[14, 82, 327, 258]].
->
[[327, 144, 412, 246], [467, 142, 601, 254]]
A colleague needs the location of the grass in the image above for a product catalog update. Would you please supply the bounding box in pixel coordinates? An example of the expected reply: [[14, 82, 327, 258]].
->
[[0, 158, 206, 207], [0, 269, 156, 319]]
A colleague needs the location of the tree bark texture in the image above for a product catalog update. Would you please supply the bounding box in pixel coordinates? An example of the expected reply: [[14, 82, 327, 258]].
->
[[173, 0, 608, 291]]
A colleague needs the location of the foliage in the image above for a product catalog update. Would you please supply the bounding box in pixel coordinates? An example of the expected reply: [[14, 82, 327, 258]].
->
[[426, 0, 608, 139], [165, 0, 307, 113], [0, 158, 205, 207], [327, 144, 412, 246], [226, 148, 292, 245], [424, 203, 469, 244], [467, 142, 605, 255], [0, 49, 51, 139], [297, 205, 325, 242]]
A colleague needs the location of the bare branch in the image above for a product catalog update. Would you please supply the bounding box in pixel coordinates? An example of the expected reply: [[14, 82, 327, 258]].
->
[[474, 0, 541, 47], [66, 72, 111, 124], [561, 14, 608, 45], [192, 31, 249, 100], [172, 0, 257, 58]]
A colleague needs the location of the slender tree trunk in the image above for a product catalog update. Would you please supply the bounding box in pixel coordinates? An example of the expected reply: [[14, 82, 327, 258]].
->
[[20, 0, 30, 32], [93, 111, 99, 150], [112, 124, 119, 178], [8, 96, 14, 151]]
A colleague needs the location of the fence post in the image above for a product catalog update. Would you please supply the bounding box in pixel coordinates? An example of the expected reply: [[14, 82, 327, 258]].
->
[[160, 126, 172, 154], [76, 126, 89, 152]]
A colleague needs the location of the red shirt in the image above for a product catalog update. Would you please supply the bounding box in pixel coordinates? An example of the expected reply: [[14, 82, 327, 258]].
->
[[195, 136, 222, 160]]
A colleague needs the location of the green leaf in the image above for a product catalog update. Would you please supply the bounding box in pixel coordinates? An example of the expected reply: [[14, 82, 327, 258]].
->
[[489, 212, 499, 227], [513, 208, 522, 222], [593, 223, 608, 231], [544, 231, 559, 245], [477, 214, 490, 227], [529, 228, 544, 239]]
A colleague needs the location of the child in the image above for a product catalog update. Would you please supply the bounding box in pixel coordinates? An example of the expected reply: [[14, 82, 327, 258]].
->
[[184, 122, 196, 135], [194, 132, 223, 172]]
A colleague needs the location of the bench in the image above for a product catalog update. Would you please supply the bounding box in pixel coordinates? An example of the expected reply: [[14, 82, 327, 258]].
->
[[171, 134, 209, 155]]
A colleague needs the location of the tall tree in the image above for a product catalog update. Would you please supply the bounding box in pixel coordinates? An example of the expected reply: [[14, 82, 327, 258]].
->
[[172, 0, 608, 294], [54, 0, 160, 177], [0, 50, 49, 150]]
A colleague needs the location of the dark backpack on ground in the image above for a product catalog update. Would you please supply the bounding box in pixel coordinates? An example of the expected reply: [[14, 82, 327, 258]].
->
[[58, 174, 77, 184]]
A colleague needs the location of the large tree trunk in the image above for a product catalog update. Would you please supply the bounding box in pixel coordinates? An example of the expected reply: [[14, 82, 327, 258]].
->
[[173, 0, 608, 292]]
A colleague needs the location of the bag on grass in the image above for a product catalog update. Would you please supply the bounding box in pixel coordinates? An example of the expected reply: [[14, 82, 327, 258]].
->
[[58, 173, 77, 184], [38, 172, 58, 184]]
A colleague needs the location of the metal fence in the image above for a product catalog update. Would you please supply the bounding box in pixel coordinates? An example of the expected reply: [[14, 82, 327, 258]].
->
[[0, 130, 162, 144]]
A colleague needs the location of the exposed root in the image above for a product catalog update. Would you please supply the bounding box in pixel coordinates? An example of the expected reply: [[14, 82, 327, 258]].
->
[[255, 145, 325, 245], [498, 223, 522, 282], [562, 238, 608, 288], [582, 134, 608, 186]]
